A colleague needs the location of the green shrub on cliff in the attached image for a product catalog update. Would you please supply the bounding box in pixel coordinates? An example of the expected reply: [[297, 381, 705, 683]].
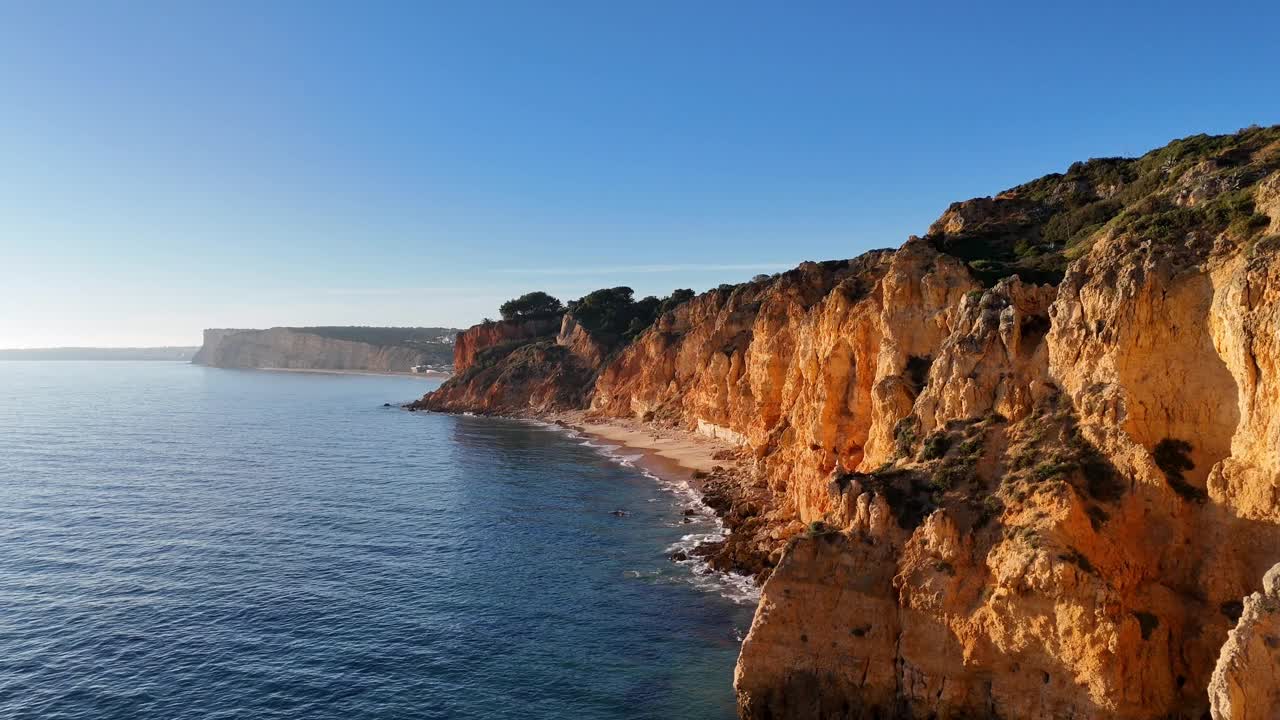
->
[[920, 431, 951, 461], [568, 287, 646, 341], [658, 288, 695, 316], [926, 124, 1280, 287]]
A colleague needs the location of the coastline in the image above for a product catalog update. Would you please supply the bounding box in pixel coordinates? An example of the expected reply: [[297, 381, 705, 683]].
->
[[537, 410, 785, 591], [225, 366, 451, 380], [548, 410, 735, 475], [536, 411, 765, 604], [407, 399, 790, 590]]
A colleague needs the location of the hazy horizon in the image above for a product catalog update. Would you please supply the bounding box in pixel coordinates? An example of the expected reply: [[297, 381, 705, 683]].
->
[[2, 2, 1278, 347]]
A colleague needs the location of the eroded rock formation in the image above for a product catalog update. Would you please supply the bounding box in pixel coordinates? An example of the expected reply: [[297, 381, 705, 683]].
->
[[1210, 564, 1280, 719], [413, 125, 1280, 718], [452, 317, 562, 374]]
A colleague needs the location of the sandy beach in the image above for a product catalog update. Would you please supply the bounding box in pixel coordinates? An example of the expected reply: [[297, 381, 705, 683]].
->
[[253, 367, 451, 380], [546, 410, 740, 476]]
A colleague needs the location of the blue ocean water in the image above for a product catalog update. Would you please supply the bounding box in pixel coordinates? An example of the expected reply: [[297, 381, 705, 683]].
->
[[0, 362, 755, 719]]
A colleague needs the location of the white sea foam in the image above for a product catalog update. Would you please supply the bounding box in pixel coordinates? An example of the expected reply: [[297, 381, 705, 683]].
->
[[523, 418, 762, 605]]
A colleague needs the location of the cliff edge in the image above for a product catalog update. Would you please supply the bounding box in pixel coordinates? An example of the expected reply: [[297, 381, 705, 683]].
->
[[413, 124, 1280, 718]]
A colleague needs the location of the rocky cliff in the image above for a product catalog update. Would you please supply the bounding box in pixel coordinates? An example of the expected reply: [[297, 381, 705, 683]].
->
[[1210, 563, 1280, 719], [412, 314, 607, 413], [193, 326, 457, 373], [413, 125, 1280, 718], [451, 317, 563, 374]]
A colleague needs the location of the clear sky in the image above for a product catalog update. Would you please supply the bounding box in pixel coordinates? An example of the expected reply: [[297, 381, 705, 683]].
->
[[1, 1, 1277, 347]]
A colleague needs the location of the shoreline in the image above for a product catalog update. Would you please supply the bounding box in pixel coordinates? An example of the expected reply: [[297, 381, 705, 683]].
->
[[408, 404, 786, 590], [538, 410, 774, 597], [549, 410, 736, 476], [215, 366, 451, 380], [545, 411, 763, 604]]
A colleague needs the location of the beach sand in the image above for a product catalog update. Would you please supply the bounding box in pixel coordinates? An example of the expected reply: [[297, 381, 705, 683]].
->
[[547, 411, 739, 476], [252, 367, 450, 380]]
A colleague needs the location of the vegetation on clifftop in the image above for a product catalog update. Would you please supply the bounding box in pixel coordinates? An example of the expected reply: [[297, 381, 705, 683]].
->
[[567, 286, 693, 345], [429, 123, 1280, 411], [928, 124, 1280, 286], [499, 291, 565, 322], [291, 326, 459, 365]]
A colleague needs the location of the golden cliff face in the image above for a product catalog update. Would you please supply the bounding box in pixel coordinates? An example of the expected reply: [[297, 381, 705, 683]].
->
[[451, 317, 562, 374], [730, 133, 1280, 719], [413, 316, 592, 414], [591, 244, 978, 523], [1210, 564, 1280, 719], [415, 125, 1280, 718], [415, 314, 611, 415]]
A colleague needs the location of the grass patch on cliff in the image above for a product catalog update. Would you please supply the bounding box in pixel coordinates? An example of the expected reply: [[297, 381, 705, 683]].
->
[[1107, 188, 1268, 248], [919, 431, 951, 461], [929, 456, 974, 491], [847, 466, 934, 531], [974, 495, 1004, 529], [892, 415, 921, 459], [1041, 199, 1124, 247], [1001, 394, 1126, 508]]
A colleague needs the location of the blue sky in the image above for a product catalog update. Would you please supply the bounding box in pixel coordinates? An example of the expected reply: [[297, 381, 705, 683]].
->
[[1, 1, 1277, 346]]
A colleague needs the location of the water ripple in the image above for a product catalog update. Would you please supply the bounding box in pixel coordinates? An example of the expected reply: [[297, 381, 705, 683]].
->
[[0, 362, 752, 719]]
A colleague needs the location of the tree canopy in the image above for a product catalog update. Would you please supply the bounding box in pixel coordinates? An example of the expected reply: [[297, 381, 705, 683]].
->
[[499, 291, 565, 322], [567, 286, 697, 344], [567, 287, 642, 340]]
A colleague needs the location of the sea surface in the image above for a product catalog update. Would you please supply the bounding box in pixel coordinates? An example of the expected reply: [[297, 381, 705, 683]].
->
[[0, 362, 756, 719]]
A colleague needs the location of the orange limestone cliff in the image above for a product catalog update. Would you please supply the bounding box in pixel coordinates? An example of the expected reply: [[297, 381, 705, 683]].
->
[[412, 314, 608, 414], [450, 317, 563, 375], [412, 125, 1280, 718], [1209, 563, 1280, 719]]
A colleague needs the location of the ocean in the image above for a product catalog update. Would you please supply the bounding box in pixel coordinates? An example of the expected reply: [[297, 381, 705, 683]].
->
[[0, 361, 756, 719]]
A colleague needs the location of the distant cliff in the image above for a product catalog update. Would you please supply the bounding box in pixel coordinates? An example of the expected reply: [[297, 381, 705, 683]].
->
[[411, 125, 1280, 719], [193, 326, 459, 373]]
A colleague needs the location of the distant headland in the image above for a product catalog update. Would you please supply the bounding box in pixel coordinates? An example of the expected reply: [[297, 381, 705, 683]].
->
[[193, 326, 460, 376]]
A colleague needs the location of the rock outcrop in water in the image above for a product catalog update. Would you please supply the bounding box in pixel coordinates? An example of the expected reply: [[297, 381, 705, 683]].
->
[[413, 125, 1280, 718], [194, 326, 458, 373]]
